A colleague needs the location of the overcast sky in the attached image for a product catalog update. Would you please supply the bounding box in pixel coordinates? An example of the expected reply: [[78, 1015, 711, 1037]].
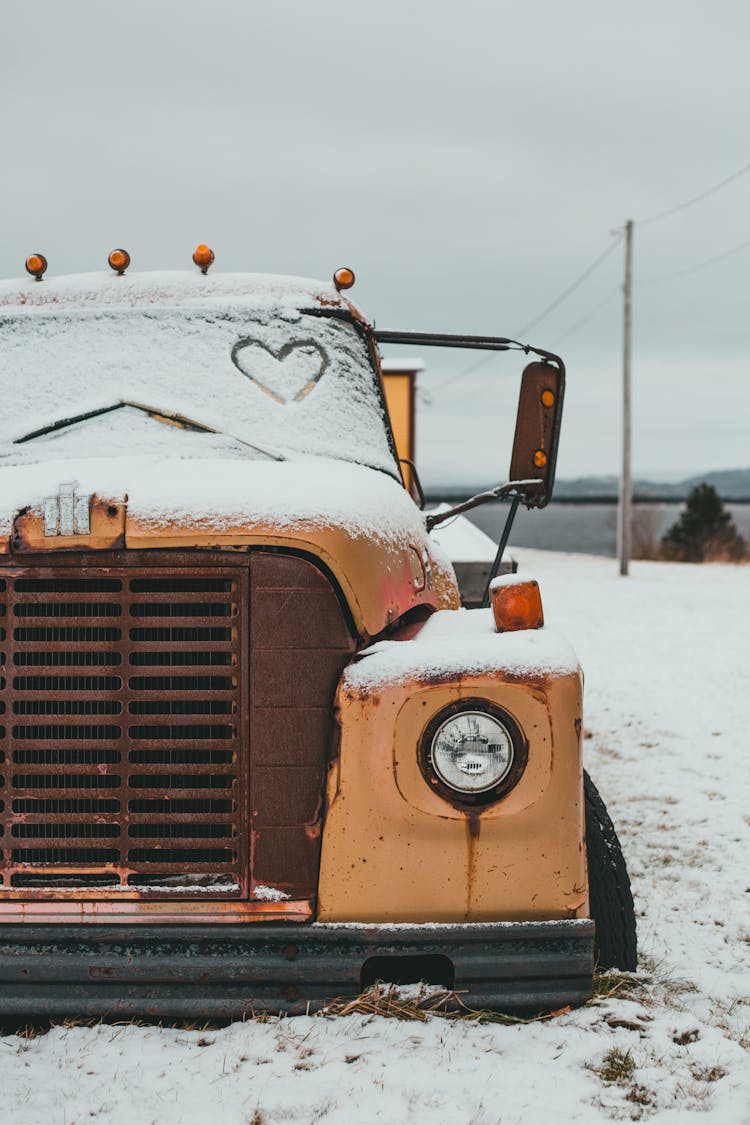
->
[[3, 1, 749, 485]]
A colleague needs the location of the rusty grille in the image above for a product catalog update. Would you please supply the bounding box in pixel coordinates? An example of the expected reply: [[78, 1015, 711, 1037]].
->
[[0, 564, 248, 894]]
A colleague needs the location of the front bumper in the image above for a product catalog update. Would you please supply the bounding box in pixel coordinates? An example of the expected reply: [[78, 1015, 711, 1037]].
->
[[0, 919, 593, 1019]]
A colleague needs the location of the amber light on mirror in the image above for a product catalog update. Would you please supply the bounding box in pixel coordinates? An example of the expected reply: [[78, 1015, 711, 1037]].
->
[[193, 244, 215, 274], [490, 579, 544, 633], [25, 254, 48, 280]]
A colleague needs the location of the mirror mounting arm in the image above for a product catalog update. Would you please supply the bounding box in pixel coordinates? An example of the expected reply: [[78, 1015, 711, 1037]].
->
[[482, 495, 522, 608], [425, 479, 543, 532]]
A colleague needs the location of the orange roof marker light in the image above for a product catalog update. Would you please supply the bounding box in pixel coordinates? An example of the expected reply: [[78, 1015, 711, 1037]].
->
[[25, 253, 48, 281], [333, 266, 355, 292], [489, 576, 544, 633], [193, 244, 215, 275], [108, 248, 131, 276]]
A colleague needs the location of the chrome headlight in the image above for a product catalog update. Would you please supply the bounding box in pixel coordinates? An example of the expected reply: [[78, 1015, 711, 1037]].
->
[[420, 701, 526, 806]]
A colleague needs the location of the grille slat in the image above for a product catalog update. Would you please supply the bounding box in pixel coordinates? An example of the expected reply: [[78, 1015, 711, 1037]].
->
[[13, 699, 122, 714], [10, 873, 121, 887], [129, 676, 236, 692], [12, 798, 122, 814], [128, 776, 234, 789], [11, 777, 122, 791], [13, 579, 122, 593], [128, 699, 235, 712], [128, 799, 233, 815], [14, 676, 124, 692], [128, 823, 233, 838], [0, 564, 246, 894], [11, 723, 123, 740], [124, 759, 235, 772], [127, 724, 234, 740], [129, 652, 235, 667], [14, 603, 122, 618], [13, 653, 123, 667], [12, 748, 121, 765], [127, 813, 235, 824], [129, 578, 234, 593], [12, 824, 120, 839], [130, 602, 236, 618], [129, 627, 233, 643], [11, 847, 121, 864], [13, 627, 122, 644], [125, 852, 235, 866]]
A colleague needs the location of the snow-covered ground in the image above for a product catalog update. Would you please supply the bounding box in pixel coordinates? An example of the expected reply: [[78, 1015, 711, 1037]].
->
[[2, 551, 748, 1123]]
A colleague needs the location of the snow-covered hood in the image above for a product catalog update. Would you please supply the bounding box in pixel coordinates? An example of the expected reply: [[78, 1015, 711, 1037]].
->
[[0, 450, 449, 636], [0, 451, 422, 541]]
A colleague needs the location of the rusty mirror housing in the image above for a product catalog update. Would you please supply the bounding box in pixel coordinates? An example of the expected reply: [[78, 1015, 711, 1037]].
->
[[508, 361, 565, 509]]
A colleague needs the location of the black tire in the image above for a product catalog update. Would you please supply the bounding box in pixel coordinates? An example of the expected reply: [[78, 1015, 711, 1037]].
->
[[584, 770, 637, 971]]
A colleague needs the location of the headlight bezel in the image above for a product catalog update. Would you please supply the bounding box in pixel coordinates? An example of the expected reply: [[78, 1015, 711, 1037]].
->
[[418, 698, 528, 808]]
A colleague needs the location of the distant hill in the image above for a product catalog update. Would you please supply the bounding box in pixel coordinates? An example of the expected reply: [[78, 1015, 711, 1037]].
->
[[681, 468, 750, 499], [554, 468, 750, 501], [426, 468, 750, 502]]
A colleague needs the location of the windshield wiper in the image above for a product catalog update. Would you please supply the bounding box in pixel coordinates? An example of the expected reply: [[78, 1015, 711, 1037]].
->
[[12, 400, 287, 462]]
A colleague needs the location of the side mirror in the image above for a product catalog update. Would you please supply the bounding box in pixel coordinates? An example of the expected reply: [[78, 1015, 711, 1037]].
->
[[509, 361, 565, 509]]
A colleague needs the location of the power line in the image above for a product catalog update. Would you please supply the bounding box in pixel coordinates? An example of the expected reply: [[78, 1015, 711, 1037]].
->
[[426, 161, 750, 402], [552, 288, 619, 346], [638, 159, 750, 226], [428, 348, 496, 395], [428, 234, 622, 397], [637, 235, 750, 284], [514, 235, 622, 338]]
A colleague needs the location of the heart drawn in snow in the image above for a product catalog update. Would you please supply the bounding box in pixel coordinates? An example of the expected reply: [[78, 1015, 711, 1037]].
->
[[230, 337, 329, 404]]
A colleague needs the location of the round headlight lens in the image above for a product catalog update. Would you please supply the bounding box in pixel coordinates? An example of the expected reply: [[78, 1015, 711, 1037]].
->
[[430, 710, 514, 795]]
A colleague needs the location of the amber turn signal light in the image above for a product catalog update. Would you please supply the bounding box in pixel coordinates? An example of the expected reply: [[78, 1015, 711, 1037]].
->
[[533, 449, 548, 469], [490, 578, 544, 633], [193, 244, 215, 274], [541, 389, 555, 407], [333, 266, 355, 292], [108, 248, 131, 275], [25, 253, 48, 280]]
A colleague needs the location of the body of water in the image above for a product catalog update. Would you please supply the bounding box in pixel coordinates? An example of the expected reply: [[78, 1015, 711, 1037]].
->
[[464, 501, 750, 557]]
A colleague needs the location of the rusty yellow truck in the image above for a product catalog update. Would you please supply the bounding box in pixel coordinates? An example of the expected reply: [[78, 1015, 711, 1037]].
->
[[0, 250, 635, 1018]]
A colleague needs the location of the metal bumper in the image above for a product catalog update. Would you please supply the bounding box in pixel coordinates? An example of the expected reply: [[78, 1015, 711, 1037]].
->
[[0, 919, 594, 1019]]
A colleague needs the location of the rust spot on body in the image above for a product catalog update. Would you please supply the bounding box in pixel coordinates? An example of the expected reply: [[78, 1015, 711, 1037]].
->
[[464, 811, 482, 919]]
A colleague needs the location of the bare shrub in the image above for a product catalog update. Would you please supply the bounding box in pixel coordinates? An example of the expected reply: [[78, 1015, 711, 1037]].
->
[[631, 506, 663, 560]]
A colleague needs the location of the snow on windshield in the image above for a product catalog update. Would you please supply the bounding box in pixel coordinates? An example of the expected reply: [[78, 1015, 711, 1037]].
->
[[0, 306, 398, 475]]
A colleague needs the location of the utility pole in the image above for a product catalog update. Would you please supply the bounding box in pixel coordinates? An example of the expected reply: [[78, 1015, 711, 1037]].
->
[[618, 219, 634, 576]]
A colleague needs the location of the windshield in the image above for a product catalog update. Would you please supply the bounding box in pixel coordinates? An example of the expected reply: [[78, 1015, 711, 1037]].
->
[[0, 306, 398, 476]]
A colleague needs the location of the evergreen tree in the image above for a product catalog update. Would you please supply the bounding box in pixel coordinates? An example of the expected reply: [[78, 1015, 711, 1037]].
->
[[661, 483, 746, 562]]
